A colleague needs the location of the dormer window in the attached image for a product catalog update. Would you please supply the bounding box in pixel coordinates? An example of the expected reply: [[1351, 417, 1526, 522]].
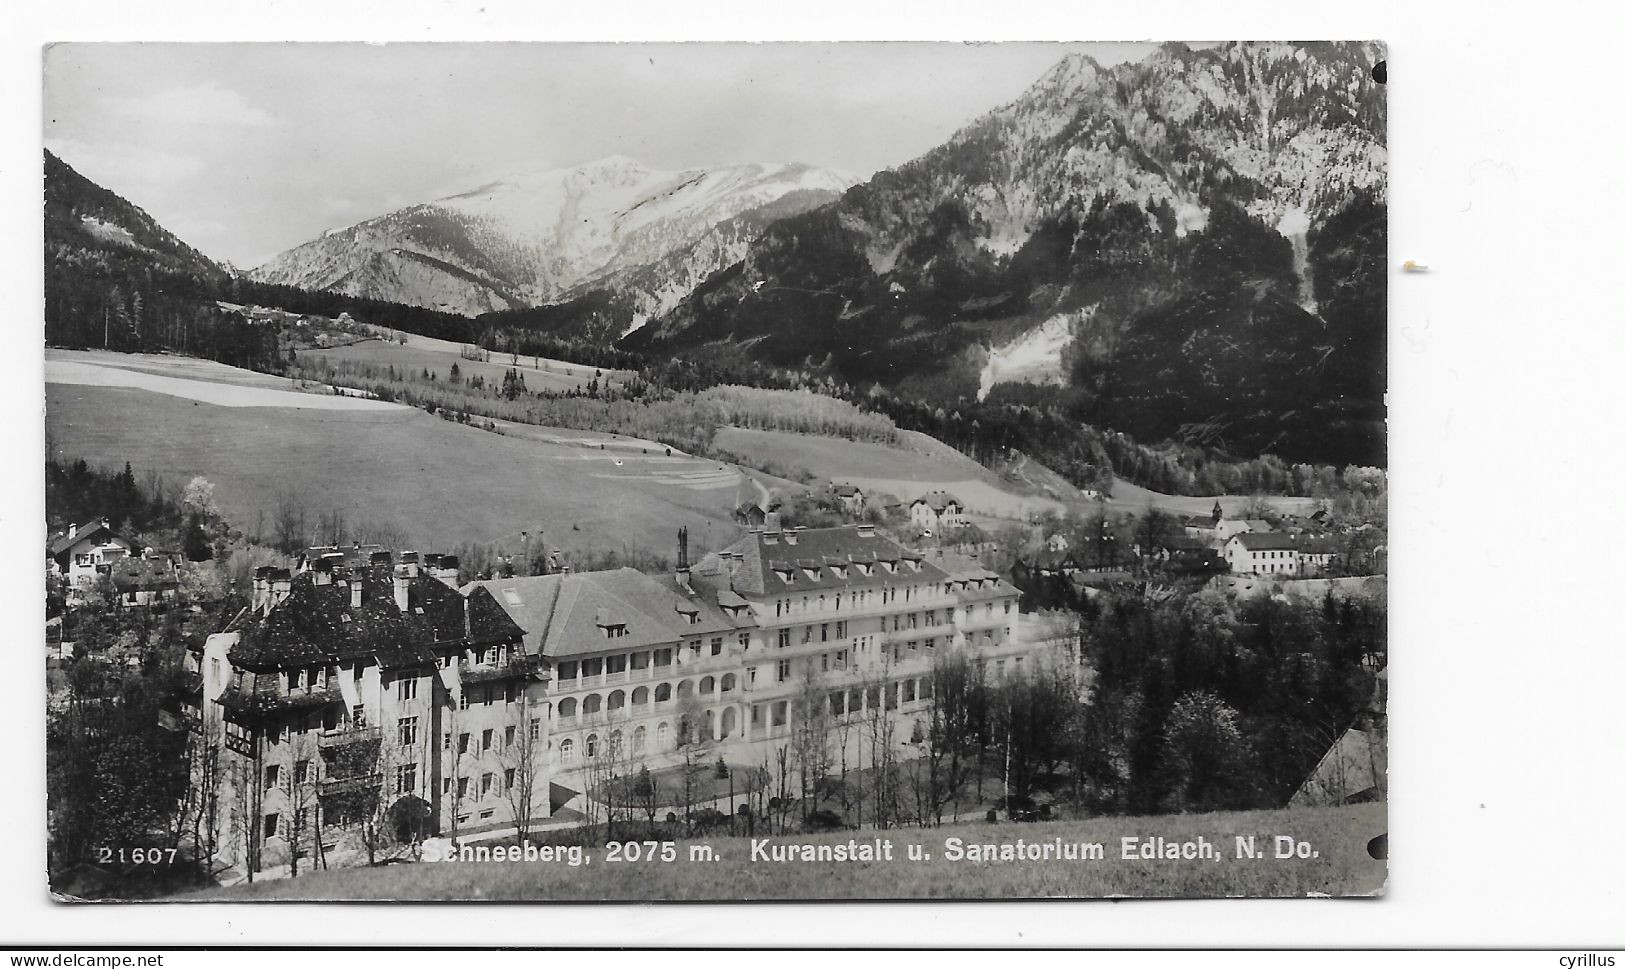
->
[[601, 623, 629, 639], [855, 562, 871, 576], [802, 567, 820, 582], [774, 568, 794, 584], [830, 565, 847, 579]]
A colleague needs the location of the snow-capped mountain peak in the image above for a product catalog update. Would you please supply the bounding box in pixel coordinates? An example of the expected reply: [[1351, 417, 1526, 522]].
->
[[250, 156, 858, 317]]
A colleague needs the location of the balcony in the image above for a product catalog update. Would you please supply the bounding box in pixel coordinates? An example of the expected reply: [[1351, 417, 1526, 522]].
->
[[320, 773, 382, 797], [317, 726, 381, 750]]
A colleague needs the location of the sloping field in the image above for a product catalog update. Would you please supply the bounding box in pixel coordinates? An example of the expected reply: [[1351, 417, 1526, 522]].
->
[[47, 354, 397, 410], [1106, 478, 1320, 518], [311, 330, 632, 396], [192, 803, 1385, 901], [45, 354, 744, 558], [714, 425, 1321, 523]]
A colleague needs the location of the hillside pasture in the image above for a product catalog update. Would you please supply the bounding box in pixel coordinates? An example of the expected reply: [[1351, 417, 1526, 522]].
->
[[193, 803, 1385, 901], [312, 329, 633, 396], [46, 354, 746, 559], [1106, 477, 1321, 518]]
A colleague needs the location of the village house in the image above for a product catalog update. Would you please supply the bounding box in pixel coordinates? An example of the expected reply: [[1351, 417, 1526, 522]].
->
[[829, 483, 866, 516], [1214, 517, 1273, 543], [1220, 532, 1339, 577], [909, 491, 965, 532], [179, 547, 547, 877], [108, 554, 182, 607], [49, 518, 133, 598]]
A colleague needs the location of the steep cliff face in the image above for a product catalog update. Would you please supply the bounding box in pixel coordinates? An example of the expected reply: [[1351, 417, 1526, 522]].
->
[[629, 41, 1386, 465], [250, 157, 856, 318]]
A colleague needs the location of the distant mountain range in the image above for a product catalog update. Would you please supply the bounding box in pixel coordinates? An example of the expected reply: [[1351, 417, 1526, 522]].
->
[[250, 157, 858, 324], [45, 41, 1387, 469], [626, 41, 1387, 465]]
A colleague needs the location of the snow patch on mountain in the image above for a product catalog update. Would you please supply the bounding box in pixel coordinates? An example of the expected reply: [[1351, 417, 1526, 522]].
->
[[251, 157, 858, 316], [977, 308, 1092, 400]]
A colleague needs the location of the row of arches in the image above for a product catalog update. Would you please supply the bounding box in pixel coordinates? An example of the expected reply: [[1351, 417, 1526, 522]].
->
[[555, 675, 739, 720], [556, 704, 747, 766]]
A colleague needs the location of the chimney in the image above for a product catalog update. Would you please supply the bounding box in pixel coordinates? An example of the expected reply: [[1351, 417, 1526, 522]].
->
[[675, 527, 692, 593], [856, 523, 877, 539], [252, 567, 271, 613], [393, 566, 411, 612], [270, 569, 292, 607], [350, 576, 363, 610]]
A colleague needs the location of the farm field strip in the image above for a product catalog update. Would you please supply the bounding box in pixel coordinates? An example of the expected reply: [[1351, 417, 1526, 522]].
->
[[45, 354, 402, 411]]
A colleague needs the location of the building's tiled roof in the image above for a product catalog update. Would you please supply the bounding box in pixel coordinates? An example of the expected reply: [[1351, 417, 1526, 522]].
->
[[110, 557, 179, 592], [911, 491, 961, 512], [467, 569, 753, 661], [1240, 519, 1274, 533], [227, 566, 509, 670], [831, 484, 863, 498], [692, 526, 950, 597], [1232, 532, 1300, 551]]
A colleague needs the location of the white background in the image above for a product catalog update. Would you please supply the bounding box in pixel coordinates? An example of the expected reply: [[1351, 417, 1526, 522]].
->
[[4, 0, 1623, 949]]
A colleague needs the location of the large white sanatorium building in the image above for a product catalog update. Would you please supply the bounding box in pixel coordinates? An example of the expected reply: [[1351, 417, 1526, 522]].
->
[[182, 525, 1055, 875]]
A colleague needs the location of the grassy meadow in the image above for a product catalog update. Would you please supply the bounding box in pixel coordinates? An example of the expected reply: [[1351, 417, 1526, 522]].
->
[[189, 803, 1385, 901], [45, 351, 744, 558]]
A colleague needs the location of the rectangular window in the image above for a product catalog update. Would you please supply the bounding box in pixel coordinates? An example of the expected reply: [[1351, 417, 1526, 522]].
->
[[481, 728, 494, 752], [443, 731, 452, 750], [480, 772, 493, 797], [264, 765, 280, 790], [396, 764, 417, 795], [820, 623, 829, 642], [821, 653, 830, 673], [529, 717, 542, 741], [442, 778, 452, 795], [504, 768, 516, 790], [738, 633, 749, 650], [777, 659, 792, 682], [801, 626, 813, 644], [747, 666, 757, 686], [294, 759, 310, 784], [504, 725, 516, 748], [264, 813, 279, 838], [777, 630, 791, 649], [835, 621, 846, 638], [711, 637, 723, 656], [457, 732, 470, 754], [653, 649, 672, 667], [397, 678, 417, 702], [457, 777, 470, 799], [398, 716, 418, 747]]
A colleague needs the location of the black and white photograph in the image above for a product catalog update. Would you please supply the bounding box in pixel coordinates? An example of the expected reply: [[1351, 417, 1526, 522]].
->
[[37, 39, 1393, 903]]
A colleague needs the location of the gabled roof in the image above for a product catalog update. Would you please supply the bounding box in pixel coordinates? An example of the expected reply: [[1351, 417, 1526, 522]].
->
[[49, 519, 126, 561], [911, 491, 961, 512], [1231, 532, 1299, 551]]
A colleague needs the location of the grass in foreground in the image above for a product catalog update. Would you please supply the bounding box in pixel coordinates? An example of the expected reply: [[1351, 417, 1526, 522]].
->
[[189, 803, 1384, 901]]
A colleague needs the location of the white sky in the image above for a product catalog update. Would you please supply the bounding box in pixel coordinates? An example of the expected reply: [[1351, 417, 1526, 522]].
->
[[44, 42, 1167, 268]]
